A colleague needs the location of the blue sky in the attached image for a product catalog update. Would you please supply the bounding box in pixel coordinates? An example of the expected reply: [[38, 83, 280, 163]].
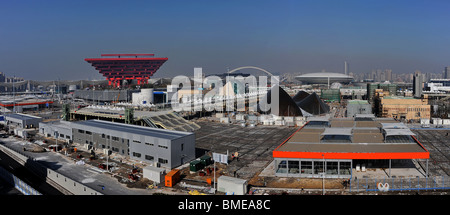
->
[[0, 0, 449, 80]]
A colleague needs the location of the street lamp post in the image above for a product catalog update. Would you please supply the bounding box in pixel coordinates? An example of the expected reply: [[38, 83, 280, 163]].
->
[[107, 135, 110, 172], [214, 159, 216, 193], [322, 154, 325, 195], [13, 75, 15, 113], [55, 131, 58, 153]]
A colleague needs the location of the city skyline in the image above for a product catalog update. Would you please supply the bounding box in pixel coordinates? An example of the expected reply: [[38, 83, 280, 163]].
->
[[1, 0, 450, 81]]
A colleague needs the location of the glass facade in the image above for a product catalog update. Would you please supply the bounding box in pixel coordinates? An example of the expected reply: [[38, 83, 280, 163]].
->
[[301, 161, 313, 174], [276, 160, 287, 174], [314, 161, 324, 175], [288, 161, 299, 174], [339, 162, 351, 175], [275, 158, 352, 178], [326, 161, 339, 175]]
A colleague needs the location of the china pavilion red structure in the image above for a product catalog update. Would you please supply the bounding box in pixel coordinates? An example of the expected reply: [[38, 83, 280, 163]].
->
[[85, 54, 168, 88]]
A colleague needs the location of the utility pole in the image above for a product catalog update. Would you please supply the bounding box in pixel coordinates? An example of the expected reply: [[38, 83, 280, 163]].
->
[[322, 154, 325, 195], [344, 61, 348, 75], [327, 76, 330, 89], [107, 135, 110, 172], [58, 77, 60, 102], [13, 75, 15, 113], [55, 131, 58, 152]]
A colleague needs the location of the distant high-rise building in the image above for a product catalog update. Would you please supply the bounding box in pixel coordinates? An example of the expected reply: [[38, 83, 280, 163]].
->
[[381, 71, 386, 82], [408, 74, 414, 83], [344, 61, 348, 75], [445, 67, 450, 79], [371, 70, 376, 80], [425, 72, 431, 82], [413, 71, 424, 98], [376, 69, 382, 82], [0, 72, 5, 83], [6, 76, 24, 83], [385, 69, 392, 82]]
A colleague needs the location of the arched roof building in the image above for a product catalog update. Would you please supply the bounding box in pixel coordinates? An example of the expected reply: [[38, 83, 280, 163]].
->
[[295, 72, 353, 84]]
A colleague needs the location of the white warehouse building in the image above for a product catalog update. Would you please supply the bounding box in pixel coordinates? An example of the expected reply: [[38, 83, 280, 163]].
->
[[39, 120, 73, 142], [5, 113, 43, 129], [40, 119, 196, 169]]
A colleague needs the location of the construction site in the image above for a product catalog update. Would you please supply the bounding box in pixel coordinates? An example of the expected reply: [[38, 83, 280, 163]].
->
[[0, 53, 449, 195], [1, 82, 449, 195]]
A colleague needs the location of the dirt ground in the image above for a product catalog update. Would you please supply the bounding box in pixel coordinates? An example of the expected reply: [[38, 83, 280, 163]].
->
[[180, 162, 229, 184], [249, 175, 346, 189]]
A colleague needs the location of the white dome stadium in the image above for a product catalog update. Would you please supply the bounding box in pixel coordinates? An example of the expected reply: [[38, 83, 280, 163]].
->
[[295, 72, 354, 84]]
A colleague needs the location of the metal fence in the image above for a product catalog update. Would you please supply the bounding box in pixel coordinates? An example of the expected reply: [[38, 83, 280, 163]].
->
[[350, 176, 450, 192]]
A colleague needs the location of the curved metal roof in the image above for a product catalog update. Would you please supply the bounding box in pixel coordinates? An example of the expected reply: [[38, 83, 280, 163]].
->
[[295, 72, 354, 84], [296, 72, 353, 78]]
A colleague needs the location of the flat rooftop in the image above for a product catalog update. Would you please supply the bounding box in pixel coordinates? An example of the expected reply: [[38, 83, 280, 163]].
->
[[348, 100, 369, 105], [273, 117, 429, 160], [383, 96, 416, 99], [277, 142, 426, 153], [72, 106, 173, 119], [6, 113, 42, 120], [0, 98, 53, 107], [72, 120, 192, 140], [329, 117, 396, 128]]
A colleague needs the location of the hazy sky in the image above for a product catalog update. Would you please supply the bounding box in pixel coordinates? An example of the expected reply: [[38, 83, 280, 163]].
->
[[1, 0, 449, 81]]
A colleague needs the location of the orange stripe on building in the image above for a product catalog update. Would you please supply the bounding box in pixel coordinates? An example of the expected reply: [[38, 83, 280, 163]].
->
[[273, 151, 430, 160]]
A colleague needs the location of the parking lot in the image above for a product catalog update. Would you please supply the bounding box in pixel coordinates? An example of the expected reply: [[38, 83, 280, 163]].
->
[[2, 117, 449, 194], [412, 129, 450, 177], [193, 120, 298, 180]]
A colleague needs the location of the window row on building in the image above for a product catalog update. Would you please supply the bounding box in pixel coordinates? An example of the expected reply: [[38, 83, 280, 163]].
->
[[39, 119, 196, 169], [274, 158, 352, 178]]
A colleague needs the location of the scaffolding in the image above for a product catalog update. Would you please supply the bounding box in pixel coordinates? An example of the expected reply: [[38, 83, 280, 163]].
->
[[320, 89, 340, 102]]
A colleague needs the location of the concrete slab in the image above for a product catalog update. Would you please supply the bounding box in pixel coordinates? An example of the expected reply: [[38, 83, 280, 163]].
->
[[193, 121, 298, 180], [259, 160, 275, 177], [352, 168, 424, 179], [0, 137, 174, 195]]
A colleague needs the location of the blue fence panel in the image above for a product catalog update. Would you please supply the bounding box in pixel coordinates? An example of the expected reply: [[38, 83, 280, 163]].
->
[[350, 176, 450, 192]]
